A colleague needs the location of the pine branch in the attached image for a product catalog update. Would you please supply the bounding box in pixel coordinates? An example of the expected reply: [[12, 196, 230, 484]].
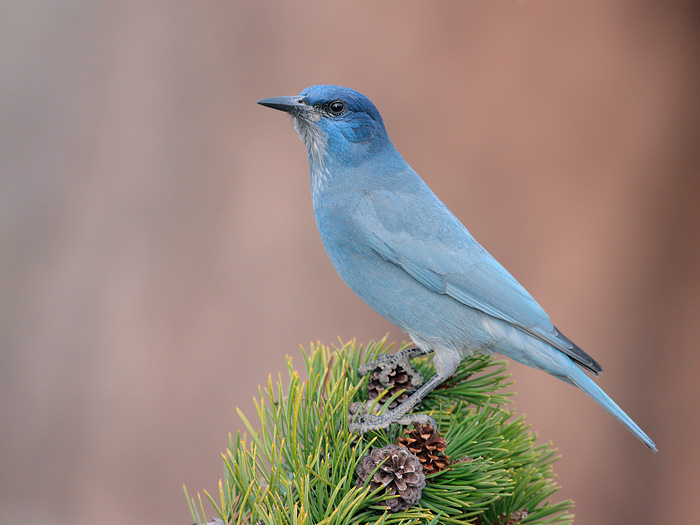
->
[[185, 338, 574, 525]]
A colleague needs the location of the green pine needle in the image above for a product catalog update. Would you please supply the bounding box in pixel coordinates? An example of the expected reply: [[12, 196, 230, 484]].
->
[[186, 338, 574, 525]]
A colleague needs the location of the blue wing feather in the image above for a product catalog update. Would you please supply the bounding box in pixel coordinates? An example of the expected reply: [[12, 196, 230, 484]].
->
[[355, 190, 601, 374]]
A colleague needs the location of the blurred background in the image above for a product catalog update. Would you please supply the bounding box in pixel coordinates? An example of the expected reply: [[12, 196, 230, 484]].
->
[[1, 1, 699, 524]]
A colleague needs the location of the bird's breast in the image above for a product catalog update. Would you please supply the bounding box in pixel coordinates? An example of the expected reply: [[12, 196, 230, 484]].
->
[[310, 165, 329, 203]]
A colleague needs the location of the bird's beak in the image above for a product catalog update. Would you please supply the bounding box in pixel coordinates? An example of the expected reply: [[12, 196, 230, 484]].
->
[[257, 96, 311, 115]]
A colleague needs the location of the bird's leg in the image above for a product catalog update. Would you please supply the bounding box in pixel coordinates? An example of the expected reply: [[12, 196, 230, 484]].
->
[[349, 372, 446, 434]]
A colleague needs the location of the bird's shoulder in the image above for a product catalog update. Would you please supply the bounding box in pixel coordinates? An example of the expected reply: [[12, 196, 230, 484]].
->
[[351, 188, 478, 269]]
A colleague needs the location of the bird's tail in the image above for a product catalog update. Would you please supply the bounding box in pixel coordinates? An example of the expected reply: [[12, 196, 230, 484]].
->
[[500, 334, 657, 451], [557, 354, 657, 451]]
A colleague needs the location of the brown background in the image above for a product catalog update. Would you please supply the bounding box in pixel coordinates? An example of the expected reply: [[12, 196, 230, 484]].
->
[[2, 2, 699, 524]]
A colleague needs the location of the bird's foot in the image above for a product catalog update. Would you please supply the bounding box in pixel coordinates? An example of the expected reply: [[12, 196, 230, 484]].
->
[[348, 409, 438, 435]]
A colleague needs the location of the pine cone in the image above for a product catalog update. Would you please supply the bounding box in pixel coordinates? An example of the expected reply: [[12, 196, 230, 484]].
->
[[356, 444, 426, 512], [366, 362, 423, 409], [347, 401, 370, 426], [503, 509, 529, 524], [397, 423, 449, 475], [475, 508, 529, 525]]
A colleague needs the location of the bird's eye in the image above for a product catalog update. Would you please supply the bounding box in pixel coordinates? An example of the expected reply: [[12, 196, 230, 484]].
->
[[328, 100, 346, 116]]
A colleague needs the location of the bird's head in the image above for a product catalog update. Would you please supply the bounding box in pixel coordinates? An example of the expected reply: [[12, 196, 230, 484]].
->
[[258, 85, 391, 168]]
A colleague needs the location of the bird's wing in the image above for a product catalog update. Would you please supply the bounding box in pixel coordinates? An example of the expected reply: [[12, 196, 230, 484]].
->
[[353, 190, 601, 374]]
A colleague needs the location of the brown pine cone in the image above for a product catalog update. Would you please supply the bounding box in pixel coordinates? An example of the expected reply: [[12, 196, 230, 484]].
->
[[475, 508, 529, 525], [502, 509, 529, 524], [355, 444, 426, 512], [366, 362, 423, 409], [347, 401, 369, 426], [397, 423, 449, 475]]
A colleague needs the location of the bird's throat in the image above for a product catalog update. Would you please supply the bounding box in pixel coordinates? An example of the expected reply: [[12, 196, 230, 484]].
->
[[293, 115, 327, 166]]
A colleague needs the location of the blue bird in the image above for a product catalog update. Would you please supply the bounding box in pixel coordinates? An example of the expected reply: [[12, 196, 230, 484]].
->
[[257, 85, 656, 451]]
